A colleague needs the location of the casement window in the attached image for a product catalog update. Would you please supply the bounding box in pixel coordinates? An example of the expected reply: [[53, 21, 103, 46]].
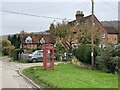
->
[[26, 40, 32, 43], [99, 44, 106, 48], [102, 33, 105, 39]]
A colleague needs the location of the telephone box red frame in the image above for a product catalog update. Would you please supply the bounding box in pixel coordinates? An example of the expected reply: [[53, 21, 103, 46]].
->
[[43, 44, 54, 70]]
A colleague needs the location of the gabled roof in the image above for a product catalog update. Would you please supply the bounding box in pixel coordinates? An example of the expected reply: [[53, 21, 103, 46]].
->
[[104, 27, 119, 34], [25, 36, 32, 40], [68, 14, 119, 35]]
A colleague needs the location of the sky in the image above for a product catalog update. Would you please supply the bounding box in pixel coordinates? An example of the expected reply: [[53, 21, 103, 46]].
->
[[0, 0, 119, 35]]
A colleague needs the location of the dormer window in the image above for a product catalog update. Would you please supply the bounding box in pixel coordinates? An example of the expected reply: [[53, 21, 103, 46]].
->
[[40, 37, 45, 44], [25, 36, 32, 43]]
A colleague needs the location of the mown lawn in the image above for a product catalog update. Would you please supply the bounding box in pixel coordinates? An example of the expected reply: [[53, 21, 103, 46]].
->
[[23, 63, 118, 88]]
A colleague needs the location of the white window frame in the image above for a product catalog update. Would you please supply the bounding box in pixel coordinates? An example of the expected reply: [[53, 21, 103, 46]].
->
[[102, 33, 105, 39]]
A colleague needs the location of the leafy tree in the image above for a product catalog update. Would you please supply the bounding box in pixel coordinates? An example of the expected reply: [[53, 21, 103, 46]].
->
[[49, 23, 56, 43], [8, 34, 21, 49], [49, 20, 100, 52], [7, 35, 12, 43], [76, 20, 100, 45], [17, 35, 21, 48], [49, 20, 79, 51]]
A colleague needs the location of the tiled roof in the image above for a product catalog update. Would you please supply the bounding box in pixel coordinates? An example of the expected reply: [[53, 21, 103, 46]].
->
[[104, 27, 119, 34], [20, 33, 51, 43]]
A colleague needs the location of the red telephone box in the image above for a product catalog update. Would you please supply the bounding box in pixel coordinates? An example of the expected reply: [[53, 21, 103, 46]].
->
[[43, 44, 54, 70]]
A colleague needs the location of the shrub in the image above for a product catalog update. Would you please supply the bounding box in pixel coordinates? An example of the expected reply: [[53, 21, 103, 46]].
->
[[95, 43, 120, 73], [2, 47, 7, 56], [108, 57, 120, 73], [74, 44, 101, 64], [0, 39, 11, 47], [95, 56, 108, 71], [112, 44, 120, 57], [2, 45, 15, 57], [95, 56, 120, 73]]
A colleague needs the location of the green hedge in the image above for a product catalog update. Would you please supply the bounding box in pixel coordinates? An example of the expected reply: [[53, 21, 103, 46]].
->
[[73, 44, 101, 64], [95, 56, 120, 73]]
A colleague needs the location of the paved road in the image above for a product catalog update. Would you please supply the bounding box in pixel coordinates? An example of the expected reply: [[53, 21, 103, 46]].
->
[[0, 56, 63, 89], [0, 56, 41, 89]]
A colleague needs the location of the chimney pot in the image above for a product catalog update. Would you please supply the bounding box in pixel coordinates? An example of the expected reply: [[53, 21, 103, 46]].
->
[[75, 10, 84, 21]]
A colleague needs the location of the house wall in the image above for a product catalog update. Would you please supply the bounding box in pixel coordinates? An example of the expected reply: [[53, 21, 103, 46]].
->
[[21, 44, 38, 49], [91, 16, 108, 45], [108, 34, 118, 44], [55, 15, 108, 47]]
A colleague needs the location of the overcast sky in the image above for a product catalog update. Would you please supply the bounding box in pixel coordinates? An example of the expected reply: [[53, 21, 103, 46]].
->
[[0, 0, 119, 35]]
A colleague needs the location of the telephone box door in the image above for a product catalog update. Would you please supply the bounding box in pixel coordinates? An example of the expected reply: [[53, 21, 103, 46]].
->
[[43, 44, 54, 70]]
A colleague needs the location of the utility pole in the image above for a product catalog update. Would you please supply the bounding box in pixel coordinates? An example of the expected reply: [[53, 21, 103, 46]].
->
[[91, 0, 94, 68]]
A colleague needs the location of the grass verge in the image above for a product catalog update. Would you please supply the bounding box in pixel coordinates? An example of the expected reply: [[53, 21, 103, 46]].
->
[[23, 63, 118, 88]]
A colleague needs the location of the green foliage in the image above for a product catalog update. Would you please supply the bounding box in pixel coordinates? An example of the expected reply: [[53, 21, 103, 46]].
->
[[2, 47, 7, 56], [13, 49, 24, 60], [7, 35, 12, 43], [49, 23, 56, 43], [0, 39, 15, 57], [108, 57, 120, 73], [8, 34, 21, 49], [79, 35, 91, 44], [95, 44, 120, 73], [55, 44, 65, 53], [112, 44, 120, 57], [77, 21, 100, 45], [75, 44, 91, 64], [49, 20, 76, 51], [95, 56, 120, 73], [95, 56, 108, 71], [0, 39, 11, 47], [54, 44, 65, 60], [73, 44, 101, 64], [2, 45, 15, 57]]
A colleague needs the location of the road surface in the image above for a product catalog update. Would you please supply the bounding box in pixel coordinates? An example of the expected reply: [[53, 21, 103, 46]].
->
[[0, 56, 41, 89]]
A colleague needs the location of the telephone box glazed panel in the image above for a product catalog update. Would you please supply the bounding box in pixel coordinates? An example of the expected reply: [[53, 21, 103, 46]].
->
[[43, 44, 54, 70]]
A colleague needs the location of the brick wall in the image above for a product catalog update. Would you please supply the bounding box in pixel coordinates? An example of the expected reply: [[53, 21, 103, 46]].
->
[[108, 34, 118, 44]]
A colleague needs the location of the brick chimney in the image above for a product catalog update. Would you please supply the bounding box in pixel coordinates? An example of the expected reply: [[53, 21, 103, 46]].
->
[[75, 11, 84, 21]]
